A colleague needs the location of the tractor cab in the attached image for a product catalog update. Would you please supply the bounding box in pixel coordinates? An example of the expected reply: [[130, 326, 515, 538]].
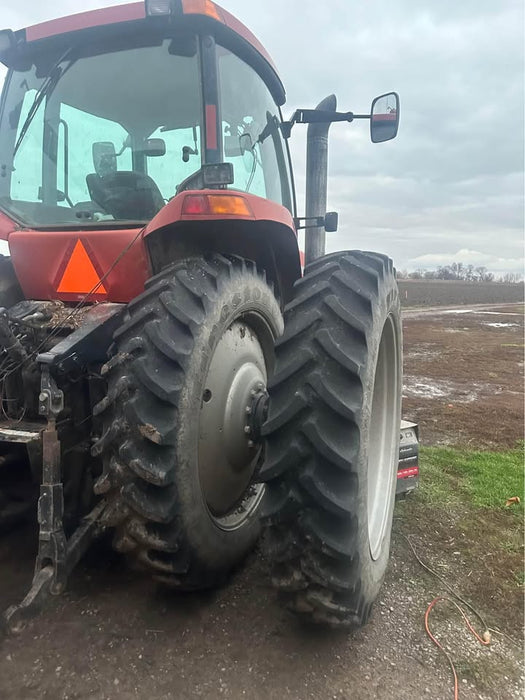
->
[[0, 2, 293, 232]]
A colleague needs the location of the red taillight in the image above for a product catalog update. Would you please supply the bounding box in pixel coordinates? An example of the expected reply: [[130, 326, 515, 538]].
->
[[181, 194, 209, 215], [397, 466, 419, 479]]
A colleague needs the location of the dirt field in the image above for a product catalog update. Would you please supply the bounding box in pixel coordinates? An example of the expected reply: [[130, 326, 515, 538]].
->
[[0, 302, 523, 699], [399, 280, 524, 308], [402, 303, 524, 448]]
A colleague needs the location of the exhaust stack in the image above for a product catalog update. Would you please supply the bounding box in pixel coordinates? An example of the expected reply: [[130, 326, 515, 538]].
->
[[304, 94, 336, 265]]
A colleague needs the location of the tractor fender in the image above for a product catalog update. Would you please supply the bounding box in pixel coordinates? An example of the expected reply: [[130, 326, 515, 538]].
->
[[143, 191, 301, 305]]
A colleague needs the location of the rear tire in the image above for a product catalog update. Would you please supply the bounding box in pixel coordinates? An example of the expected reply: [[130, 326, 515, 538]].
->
[[259, 251, 402, 626], [0, 255, 27, 531], [92, 255, 283, 589], [0, 255, 23, 309]]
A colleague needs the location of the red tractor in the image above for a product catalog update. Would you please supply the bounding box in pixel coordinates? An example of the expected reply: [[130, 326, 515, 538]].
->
[[0, 0, 410, 631]]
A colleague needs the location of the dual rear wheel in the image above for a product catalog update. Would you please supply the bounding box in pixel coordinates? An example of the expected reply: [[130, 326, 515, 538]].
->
[[94, 251, 401, 625]]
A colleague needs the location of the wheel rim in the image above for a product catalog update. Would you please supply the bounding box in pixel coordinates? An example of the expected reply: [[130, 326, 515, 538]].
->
[[367, 314, 399, 560], [198, 317, 269, 530]]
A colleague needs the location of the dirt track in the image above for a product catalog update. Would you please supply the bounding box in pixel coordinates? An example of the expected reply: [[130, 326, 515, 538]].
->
[[0, 303, 523, 699]]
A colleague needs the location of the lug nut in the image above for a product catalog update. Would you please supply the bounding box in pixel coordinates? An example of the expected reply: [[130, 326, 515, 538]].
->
[[244, 425, 251, 434]]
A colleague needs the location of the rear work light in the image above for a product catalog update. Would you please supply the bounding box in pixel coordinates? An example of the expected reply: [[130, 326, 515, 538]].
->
[[182, 194, 253, 217], [145, 0, 173, 16], [145, 0, 222, 20]]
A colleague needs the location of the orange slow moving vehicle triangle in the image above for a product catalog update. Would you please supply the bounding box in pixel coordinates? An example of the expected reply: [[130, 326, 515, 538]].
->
[[57, 240, 107, 294]]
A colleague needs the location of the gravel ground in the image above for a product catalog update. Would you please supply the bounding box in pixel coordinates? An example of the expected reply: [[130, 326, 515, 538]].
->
[[1, 527, 522, 700]]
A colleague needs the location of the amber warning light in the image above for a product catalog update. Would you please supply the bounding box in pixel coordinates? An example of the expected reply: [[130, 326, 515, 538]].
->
[[182, 194, 253, 217]]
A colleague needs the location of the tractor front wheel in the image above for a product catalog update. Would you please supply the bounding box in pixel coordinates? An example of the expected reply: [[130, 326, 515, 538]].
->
[[92, 255, 283, 588]]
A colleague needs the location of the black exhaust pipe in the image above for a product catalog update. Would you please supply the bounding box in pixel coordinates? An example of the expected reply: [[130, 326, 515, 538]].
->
[[304, 94, 336, 266]]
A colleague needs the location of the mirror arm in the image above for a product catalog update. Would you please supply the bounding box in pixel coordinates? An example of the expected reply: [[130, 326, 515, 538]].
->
[[280, 114, 298, 139], [294, 211, 338, 232], [281, 109, 371, 138], [294, 215, 326, 230]]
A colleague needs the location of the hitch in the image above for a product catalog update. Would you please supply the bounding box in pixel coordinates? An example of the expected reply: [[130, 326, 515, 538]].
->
[[2, 366, 106, 633]]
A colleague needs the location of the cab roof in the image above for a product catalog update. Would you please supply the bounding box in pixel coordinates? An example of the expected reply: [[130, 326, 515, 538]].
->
[[13, 1, 286, 105]]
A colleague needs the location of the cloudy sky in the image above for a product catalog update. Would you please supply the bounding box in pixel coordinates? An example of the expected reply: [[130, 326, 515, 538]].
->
[[1, 0, 523, 274]]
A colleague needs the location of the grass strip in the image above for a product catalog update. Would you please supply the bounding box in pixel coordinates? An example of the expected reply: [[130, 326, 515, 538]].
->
[[418, 444, 524, 513]]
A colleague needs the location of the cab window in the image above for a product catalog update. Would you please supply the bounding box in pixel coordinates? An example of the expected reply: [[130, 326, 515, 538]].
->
[[57, 104, 132, 206], [146, 125, 201, 201], [217, 46, 292, 211]]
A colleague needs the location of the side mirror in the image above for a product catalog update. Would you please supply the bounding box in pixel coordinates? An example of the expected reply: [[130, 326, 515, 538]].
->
[[224, 135, 242, 157], [239, 133, 255, 173], [370, 92, 399, 143], [0, 29, 18, 68], [141, 138, 166, 157], [239, 133, 253, 155], [92, 141, 117, 176]]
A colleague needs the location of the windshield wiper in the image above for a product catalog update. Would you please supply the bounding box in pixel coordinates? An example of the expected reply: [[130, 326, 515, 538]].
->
[[13, 48, 75, 158]]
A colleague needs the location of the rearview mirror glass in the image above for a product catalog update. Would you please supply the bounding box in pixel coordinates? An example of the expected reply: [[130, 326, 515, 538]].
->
[[370, 92, 399, 143], [141, 138, 166, 157], [92, 141, 116, 176], [239, 133, 253, 155], [239, 133, 255, 172]]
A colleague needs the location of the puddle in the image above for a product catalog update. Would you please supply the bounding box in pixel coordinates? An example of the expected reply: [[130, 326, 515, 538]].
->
[[484, 322, 519, 328], [403, 380, 448, 399], [440, 309, 474, 314], [431, 309, 522, 318], [402, 376, 513, 403], [405, 347, 440, 360], [475, 311, 522, 316]]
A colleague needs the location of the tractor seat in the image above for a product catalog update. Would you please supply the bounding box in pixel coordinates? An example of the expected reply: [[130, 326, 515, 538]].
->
[[86, 171, 165, 221]]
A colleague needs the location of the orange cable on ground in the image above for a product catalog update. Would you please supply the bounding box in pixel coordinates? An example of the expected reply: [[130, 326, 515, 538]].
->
[[424, 596, 491, 700]]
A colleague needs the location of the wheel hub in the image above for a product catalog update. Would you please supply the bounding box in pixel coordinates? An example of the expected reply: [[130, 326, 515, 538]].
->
[[246, 386, 269, 442], [198, 321, 268, 520]]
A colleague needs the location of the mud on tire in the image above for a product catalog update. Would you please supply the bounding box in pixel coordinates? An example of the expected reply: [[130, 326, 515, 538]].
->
[[92, 255, 283, 589], [259, 251, 402, 626]]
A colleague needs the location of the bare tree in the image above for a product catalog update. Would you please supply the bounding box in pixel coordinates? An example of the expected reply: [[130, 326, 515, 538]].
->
[[474, 266, 494, 282], [499, 272, 524, 284]]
